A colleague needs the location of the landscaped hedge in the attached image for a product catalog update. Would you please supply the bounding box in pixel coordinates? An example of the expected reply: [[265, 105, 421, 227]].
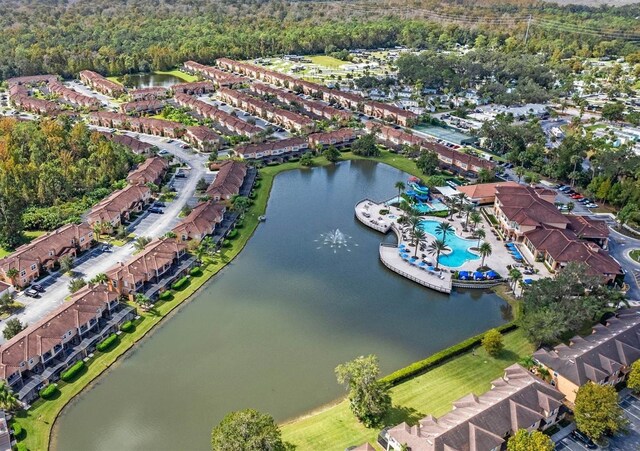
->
[[222, 239, 231, 248], [253, 181, 261, 188], [234, 220, 244, 229], [120, 321, 135, 333], [380, 323, 518, 387], [12, 422, 23, 439], [427, 210, 449, 218], [60, 360, 85, 382], [39, 384, 58, 399], [159, 291, 174, 301], [226, 229, 238, 239], [16, 442, 27, 451], [97, 334, 118, 352], [189, 267, 202, 277], [171, 276, 189, 290]]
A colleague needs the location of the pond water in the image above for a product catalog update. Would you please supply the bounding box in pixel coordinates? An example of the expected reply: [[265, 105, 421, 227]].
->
[[125, 73, 185, 89], [53, 160, 508, 451]]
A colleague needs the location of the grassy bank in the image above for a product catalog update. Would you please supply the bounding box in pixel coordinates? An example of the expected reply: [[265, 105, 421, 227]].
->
[[281, 329, 534, 450], [153, 69, 198, 82]]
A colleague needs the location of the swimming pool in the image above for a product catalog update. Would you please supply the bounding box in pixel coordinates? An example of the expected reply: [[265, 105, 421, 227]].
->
[[414, 199, 448, 214], [419, 220, 480, 267]]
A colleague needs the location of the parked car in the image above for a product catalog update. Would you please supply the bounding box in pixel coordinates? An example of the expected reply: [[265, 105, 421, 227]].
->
[[155, 201, 166, 207], [571, 430, 597, 449], [158, 150, 169, 156], [148, 207, 164, 214], [24, 288, 39, 298], [31, 284, 45, 293], [174, 173, 186, 178], [587, 203, 599, 208]]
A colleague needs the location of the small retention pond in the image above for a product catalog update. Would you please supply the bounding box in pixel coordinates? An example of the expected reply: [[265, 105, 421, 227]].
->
[[53, 160, 508, 451], [125, 73, 185, 89]]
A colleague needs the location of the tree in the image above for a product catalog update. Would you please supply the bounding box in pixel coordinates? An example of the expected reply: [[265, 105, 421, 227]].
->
[[3, 318, 25, 340], [197, 178, 208, 191], [478, 242, 492, 267], [134, 293, 151, 307], [134, 236, 151, 251], [477, 168, 493, 183], [211, 409, 286, 451], [515, 166, 526, 183], [416, 150, 439, 175], [508, 268, 522, 291], [351, 133, 380, 157], [0, 293, 12, 314], [59, 255, 74, 274], [0, 382, 20, 412], [412, 228, 427, 257], [601, 101, 625, 122], [394, 181, 405, 200], [232, 196, 251, 215], [474, 228, 486, 248], [627, 360, 640, 394], [574, 383, 627, 442], [463, 204, 475, 230], [469, 211, 482, 230], [427, 239, 450, 270], [322, 145, 340, 163], [300, 152, 314, 166], [482, 328, 503, 356], [507, 429, 554, 451], [89, 273, 108, 285], [68, 277, 86, 294], [435, 221, 453, 246], [5, 268, 18, 286], [335, 355, 391, 428], [566, 201, 575, 213]]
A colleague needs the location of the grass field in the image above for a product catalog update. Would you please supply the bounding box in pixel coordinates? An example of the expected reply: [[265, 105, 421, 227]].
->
[[309, 55, 347, 68], [281, 329, 534, 450], [154, 69, 198, 83], [0, 230, 46, 258]]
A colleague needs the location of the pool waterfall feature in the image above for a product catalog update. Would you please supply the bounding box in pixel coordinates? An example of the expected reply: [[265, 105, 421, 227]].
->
[[53, 160, 507, 451]]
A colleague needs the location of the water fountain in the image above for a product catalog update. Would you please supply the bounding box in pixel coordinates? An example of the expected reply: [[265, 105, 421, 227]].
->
[[315, 228, 357, 253]]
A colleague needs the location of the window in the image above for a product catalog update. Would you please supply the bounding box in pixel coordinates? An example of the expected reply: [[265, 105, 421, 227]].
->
[[20, 270, 25, 277], [30, 264, 36, 271]]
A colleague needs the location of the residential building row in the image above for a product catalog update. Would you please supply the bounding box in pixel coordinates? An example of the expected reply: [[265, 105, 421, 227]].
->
[[78, 70, 126, 97], [171, 81, 216, 96], [183, 61, 248, 87], [215, 58, 418, 126], [8, 85, 60, 116], [365, 122, 495, 175], [48, 81, 101, 110], [126, 156, 169, 186], [232, 129, 357, 161], [5, 75, 59, 88], [97, 131, 156, 155], [183, 125, 224, 152], [493, 184, 622, 283], [216, 87, 315, 133], [0, 283, 135, 403], [128, 86, 169, 101], [87, 183, 152, 229], [173, 93, 263, 138], [205, 160, 248, 201], [0, 224, 94, 288], [248, 82, 352, 123], [119, 99, 165, 115]]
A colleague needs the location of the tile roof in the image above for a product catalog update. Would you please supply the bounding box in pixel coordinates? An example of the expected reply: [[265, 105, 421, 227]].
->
[[206, 160, 247, 199], [173, 201, 225, 238], [88, 184, 150, 224], [126, 157, 169, 185], [456, 181, 520, 200], [534, 309, 640, 386], [496, 185, 569, 228]]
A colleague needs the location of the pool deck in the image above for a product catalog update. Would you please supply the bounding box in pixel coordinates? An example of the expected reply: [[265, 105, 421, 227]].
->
[[355, 198, 553, 294]]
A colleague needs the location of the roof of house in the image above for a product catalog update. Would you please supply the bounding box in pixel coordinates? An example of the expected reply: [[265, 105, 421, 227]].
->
[[88, 184, 150, 223], [308, 128, 357, 144], [173, 201, 225, 237], [567, 215, 609, 239], [456, 181, 520, 200], [0, 284, 117, 380], [387, 364, 564, 451], [534, 309, 640, 386], [234, 137, 308, 156], [97, 132, 154, 154], [126, 157, 169, 185], [79, 70, 125, 93], [496, 185, 568, 228], [206, 160, 247, 198], [185, 125, 223, 144]]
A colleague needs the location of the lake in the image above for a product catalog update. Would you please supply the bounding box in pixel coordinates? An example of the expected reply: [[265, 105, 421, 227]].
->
[[126, 73, 185, 89], [53, 160, 508, 451]]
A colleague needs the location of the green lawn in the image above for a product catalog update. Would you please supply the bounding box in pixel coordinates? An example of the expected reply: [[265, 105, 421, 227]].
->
[[631, 249, 640, 263], [0, 231, 46, 258], [281, 329, 534, 450], [309, 55, 347, 68], [154, 69, 198, 83]]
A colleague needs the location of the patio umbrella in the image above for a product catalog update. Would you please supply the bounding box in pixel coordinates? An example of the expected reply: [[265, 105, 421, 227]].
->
[[427, 266, 435, 271], [418, 261, 426, 267], [486, 270, 499, 279], [473, 271, 485, 280], [524, 278, 534, 284], [459, 271, 469, 277]]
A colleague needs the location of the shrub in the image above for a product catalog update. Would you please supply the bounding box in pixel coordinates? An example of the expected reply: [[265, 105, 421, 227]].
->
[[120, 321, 135, 333], [226, 229, 238, 239], [482, 329, 504, 356], [380, 323, 518, 386], [61, 360, 85, 382], [253, 180, 261, 188], [171, 276, 189, 290], [379, 209, 389, 215], [159, 291, 174, 301], [222, 239, 231, 248], [189, 267, 203, 277], [234, 220, 244, 229], [97, 334, 118, 352], [39, 384, 58, 399], [12, 422, 23, 439], [16, 442, 27, 451]]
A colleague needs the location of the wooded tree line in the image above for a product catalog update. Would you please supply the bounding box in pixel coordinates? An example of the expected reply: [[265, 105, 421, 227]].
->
[[0, 0, 639, 80], [0, 118, 139, 247]]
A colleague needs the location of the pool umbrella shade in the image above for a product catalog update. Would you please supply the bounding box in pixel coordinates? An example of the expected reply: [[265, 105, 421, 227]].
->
[[486, 270, 499, 279], [524, 278, 534, 284], [418, 261, 426, 267], [473, 271, 485, 280]]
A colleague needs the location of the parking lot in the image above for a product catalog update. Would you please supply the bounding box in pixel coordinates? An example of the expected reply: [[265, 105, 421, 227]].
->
[[555, 393, 640, 450]]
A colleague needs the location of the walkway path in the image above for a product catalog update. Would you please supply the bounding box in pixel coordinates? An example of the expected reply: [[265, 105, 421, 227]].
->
[[0, 128, 212, 342]]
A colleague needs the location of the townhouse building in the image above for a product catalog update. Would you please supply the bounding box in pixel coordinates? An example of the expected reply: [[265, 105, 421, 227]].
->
[[173, 93, 262, 138], [126, 157, 169, 186], [233, 137, 309, 161], [5, 75, 58, 88], [384, 364, 565, 451], [78, 70, 126, 97], [308, 128, 357, 149], [184, 126, 224, 152], [9, 85, 60, 116], [171, 82, 216, 96], [87, 184, 152, 230], [128, 87, 169, 101], [182, 61, 247, 86], [534, 309, 640, 403], [206, 160, 248, 201], [88, 112, 185, 138], [120, 100, 165, 116], [173, 201, 226, 241], [0, 284, 135, 403], [48, 81, 101, 110], [97, 132, 156, 155], [105, 237, 190, 299], [0, 224, 94, 288]]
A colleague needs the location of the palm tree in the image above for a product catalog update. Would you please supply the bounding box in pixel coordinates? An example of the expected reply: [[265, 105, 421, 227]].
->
[[456, 193, 467, 218], [508, 268, 522, 291], [469, 211, 482, 230], [567, 201, 575, 213], [570, 154, 582, 187], [407, 214, 421, 238], [0, 382, 20, 412], [133, 236, 151, 252], [5, 268, 18, 286], [134, 293, 151, 307], [463, 204, 475, 230], [412, 229, 427, 257], [474, 228, 486, 248], [515, 166, 526, 183], [89, 273, 108, 285], [427, 239, 450, 271], [435, 221, 453, 246], [394, 181, 405, 200], [232, 196, 251, 215], [478, 242, 493, 267], [445, 197, 455, 220]]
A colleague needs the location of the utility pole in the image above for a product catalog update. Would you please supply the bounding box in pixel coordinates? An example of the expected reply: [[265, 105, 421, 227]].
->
[[524, 15, 532, 45]]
